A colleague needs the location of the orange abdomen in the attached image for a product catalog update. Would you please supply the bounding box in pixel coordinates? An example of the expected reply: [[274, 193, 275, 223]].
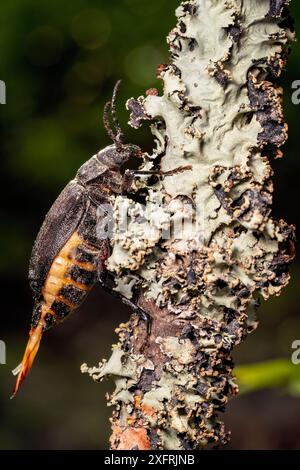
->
[[33, 231, 100, 331], [12, 231, 102, 398]]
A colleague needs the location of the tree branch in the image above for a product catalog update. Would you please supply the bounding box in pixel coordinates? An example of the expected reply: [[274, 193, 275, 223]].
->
[[82, 0, 295, 450]]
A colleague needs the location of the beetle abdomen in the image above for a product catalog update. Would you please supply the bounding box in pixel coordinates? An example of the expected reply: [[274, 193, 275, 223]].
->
[[13, 201, 109, 397], [32, 231, 100, 331]]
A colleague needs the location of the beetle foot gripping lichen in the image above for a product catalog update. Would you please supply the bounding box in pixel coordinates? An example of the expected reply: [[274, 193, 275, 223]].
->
[[82, 0, 295, 449]]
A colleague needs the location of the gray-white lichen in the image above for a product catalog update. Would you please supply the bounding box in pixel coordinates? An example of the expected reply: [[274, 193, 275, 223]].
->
[[82, 0, 295, 450]]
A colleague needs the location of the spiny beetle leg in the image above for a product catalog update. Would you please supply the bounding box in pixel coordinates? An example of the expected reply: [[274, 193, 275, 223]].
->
[[122, 297, 152, 334], [124, 164, 192, 184], [98, 268, 152, 334], [122, 169, 136, 194], [122, 165, 193, 193]]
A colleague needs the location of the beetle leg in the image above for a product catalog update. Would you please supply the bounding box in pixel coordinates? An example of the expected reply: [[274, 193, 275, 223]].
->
[[121, 297, 152, 334], [123, 165, 193, 190], [122, 169, 136, 193], [99, 273, 152, 332], [134, 165, 193, 177], [122, 165, 193, 194], [98, 260, 151, 333]]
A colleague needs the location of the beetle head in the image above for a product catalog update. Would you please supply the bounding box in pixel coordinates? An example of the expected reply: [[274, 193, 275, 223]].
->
[[97, 143, 142, 170], [77, 144, 142, 185]]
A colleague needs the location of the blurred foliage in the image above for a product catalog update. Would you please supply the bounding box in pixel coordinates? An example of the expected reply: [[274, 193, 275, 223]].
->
[[0, 0, 180, 277], [0, 0, 299, 450], [236, 359, 300, 396]]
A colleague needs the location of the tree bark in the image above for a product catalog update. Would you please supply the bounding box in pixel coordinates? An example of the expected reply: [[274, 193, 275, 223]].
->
[[82, 0, 295, 450]]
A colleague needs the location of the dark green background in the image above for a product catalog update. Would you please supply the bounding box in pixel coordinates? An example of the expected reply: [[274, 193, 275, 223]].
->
[[0, 0, 299, 449]]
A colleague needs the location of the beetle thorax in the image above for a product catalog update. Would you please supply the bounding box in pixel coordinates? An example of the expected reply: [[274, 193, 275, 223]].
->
[[97, 144, 141, 170]]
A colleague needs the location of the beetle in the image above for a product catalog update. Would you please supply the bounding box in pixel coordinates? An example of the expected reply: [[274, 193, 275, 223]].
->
[[12, 81, 144, 397], [12, 81, 192, 398]]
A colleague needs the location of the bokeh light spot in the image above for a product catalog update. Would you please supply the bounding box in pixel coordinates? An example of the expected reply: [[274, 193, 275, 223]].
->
[[124, 44, 163, 86], [63, 67, 100, 105], [73, 54, 111, 86], [71, 9, 111, 50]]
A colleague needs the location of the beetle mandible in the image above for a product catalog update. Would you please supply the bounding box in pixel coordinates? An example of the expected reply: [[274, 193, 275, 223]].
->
[[12, 81, 192, 398]]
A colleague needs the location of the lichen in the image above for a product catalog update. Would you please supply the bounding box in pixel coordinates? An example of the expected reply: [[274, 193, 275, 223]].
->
[[82, 0, 295, 450]]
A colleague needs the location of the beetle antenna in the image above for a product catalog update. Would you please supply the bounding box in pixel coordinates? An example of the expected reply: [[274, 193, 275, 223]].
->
[[103, 81, 125, 151], [111, 80, 125, 148], [103, 101, 118, 144]]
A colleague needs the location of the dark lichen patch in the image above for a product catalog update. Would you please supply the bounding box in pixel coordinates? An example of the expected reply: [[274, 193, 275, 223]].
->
[[136, 369, 157, 392], [250, 55, 285, 81], [209, 62, 231, 88], [181, 1, 198, 17], [127, 98, 150, 129], [231, 189, 272, 223], [247, 72, 287, 151], [227, 24, 241, 43], [187, 269, 197, 285], [188, 38, 197, 52], [179, 433, 197, 450], [268, 0, 290, 18], [148, 430, 161, 449], [179, 21, 187, 34]]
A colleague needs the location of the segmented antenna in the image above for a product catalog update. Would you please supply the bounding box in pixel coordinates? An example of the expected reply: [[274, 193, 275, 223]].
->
[[111, 80, 125, 144], [103, 80, 125, 151], [103, 101, 116, 143]]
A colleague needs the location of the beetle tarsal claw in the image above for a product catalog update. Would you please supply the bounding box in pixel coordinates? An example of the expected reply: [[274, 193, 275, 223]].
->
[[11, 324, 44, 398]]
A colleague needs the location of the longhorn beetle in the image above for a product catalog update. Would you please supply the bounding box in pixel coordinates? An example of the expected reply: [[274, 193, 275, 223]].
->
[[12, 81, 192, 398]]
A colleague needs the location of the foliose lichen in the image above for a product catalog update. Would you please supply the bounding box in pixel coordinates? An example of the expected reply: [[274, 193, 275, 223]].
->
[[82, 0, 295, 450]]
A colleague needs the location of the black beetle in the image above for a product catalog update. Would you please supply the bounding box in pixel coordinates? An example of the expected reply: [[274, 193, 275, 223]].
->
[[12, 81, 147, 397], [12, 81, 192, 398]]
